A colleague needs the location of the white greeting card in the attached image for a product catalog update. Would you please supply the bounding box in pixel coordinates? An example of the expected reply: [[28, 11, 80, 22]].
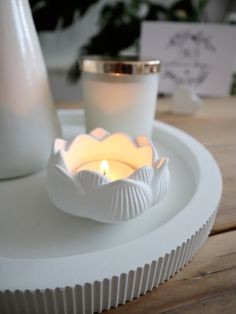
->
[[141, 22, 236, 96]]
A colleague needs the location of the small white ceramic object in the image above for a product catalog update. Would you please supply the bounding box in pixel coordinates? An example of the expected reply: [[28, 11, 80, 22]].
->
[[0, 0, 60, 179], [80, 56, 160, 137], [47, 128, 169, 223], [171, 85, 204, 115]]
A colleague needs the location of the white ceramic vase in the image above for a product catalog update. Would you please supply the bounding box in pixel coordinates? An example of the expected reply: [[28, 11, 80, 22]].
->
[[0, 0, 60, 179]]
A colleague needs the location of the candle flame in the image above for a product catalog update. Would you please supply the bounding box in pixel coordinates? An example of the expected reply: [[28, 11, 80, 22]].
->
[[100, 160, 109, 176]]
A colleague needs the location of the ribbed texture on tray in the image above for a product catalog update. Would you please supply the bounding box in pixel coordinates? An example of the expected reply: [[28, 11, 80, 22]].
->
[[0, 210, 216, 314]]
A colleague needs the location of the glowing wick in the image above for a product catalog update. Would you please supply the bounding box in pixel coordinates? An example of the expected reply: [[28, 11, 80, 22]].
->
[[100, 160, 109, 177]]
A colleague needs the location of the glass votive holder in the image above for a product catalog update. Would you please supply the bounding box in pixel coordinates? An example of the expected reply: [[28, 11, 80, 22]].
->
[[80, 56, 160, 137]]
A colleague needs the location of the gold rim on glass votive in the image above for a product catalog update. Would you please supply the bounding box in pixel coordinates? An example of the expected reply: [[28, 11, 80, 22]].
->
[[80, 56, 161, 75]]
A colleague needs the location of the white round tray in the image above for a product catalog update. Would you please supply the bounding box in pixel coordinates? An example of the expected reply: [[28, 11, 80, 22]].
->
[[0, 110, 222, 314]]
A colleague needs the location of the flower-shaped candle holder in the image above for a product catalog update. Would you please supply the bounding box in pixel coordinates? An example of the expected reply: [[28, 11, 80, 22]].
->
[[47, 128, 170, 223]]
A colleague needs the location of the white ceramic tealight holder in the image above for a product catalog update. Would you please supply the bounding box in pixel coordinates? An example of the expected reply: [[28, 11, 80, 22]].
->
[[47, 128, 170, 223]]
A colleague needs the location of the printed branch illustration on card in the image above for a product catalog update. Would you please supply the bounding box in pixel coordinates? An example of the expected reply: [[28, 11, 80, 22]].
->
[[163, 30, 216, 88], [141, 22, 236, 96]]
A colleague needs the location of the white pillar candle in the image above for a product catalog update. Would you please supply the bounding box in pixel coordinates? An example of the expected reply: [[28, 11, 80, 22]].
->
[[80, 56, 160, 137], [0, 0, 60, 179]]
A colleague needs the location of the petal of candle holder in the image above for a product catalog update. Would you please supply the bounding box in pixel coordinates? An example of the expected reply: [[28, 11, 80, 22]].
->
[[89, 128, 110, 140], [92, 179, 153, 223], [152, 158, 170, 204], [47, 162, 79, 215], [128, 166, 154, 185], [53, 139, 67, 154], [74, 170, 110, 191]]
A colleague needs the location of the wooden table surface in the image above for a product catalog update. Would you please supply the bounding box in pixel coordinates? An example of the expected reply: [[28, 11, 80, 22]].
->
[[58, 97, 236, 314]]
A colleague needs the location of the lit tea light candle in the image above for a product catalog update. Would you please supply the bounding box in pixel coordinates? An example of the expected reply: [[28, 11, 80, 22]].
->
[[47, 128, 170, 223], [78, 159, 134, 181]]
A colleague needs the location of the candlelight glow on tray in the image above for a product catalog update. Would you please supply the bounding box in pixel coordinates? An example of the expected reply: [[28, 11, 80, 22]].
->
[[47, 128, 170, 223]]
